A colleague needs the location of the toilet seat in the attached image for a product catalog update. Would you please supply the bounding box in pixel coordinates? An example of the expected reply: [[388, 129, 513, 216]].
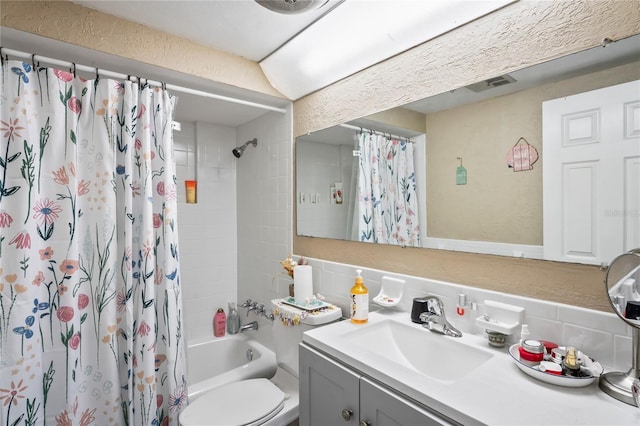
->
[[179, 378, 286, 426]]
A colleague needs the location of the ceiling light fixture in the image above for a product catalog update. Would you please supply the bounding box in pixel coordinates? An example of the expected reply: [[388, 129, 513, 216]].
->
[[260, 0, 516, 100], [255, 0, 330, 15]]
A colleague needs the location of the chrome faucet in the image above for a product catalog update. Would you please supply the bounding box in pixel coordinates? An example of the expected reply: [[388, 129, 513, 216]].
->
[[243, 300, 258, 316], [240, 320, 259, 332], [418, 296, 462, 337]]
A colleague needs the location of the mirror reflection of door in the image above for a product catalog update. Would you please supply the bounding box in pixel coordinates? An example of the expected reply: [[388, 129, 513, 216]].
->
[[543, 80, 640, 265]]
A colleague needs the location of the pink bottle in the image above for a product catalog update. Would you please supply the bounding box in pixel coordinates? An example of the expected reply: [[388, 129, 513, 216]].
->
[[214, 308, 226, 337]]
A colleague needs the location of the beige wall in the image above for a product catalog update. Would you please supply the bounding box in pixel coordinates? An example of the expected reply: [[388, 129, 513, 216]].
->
[[0, 0, 283, 98], [426, 61, 640, 245], [293, 0, 640, 312]]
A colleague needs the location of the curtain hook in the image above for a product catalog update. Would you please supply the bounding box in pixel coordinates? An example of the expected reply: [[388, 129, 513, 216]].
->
[[31, 53, 38, 69], [71, 62, 76, 77], [95, 67, 99, 80], [0, 47, 4, 66]]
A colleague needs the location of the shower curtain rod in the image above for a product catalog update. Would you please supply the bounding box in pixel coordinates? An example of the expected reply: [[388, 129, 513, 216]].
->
[[1, 47, 287, 114], [339, 123, 415, 142]]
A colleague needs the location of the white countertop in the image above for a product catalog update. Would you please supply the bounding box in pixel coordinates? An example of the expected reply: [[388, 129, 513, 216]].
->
[[302, 311, 639, 425]]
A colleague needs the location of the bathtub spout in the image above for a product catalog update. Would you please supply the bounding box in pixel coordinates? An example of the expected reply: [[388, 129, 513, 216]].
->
[[240, 321, 258, 332]]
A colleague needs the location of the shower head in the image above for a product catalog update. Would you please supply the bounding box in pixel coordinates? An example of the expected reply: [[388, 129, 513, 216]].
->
[[232, 138, 258, 158]]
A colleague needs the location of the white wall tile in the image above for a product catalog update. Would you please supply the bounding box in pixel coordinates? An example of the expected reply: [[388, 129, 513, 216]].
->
[[177, 121, 238, 343]]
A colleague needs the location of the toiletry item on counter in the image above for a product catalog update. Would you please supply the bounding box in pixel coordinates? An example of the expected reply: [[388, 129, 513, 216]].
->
[[486, 330, 507, 348], [519, 324, 531, 344], [550, 347, 566, 364], [350, 269, 369, 324], [294, 264, 313, 305], [563, 346, 581, 376], [538, 361, 563, 375], [518, 339, 544, 366], [411, 297, 429, 323], [227, 302, 240, 334], [625, 300, 640, 320], [214, 308, 226, 337]]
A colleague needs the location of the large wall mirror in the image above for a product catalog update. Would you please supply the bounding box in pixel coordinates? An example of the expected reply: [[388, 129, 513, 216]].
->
[[296, 34, 640, 267]]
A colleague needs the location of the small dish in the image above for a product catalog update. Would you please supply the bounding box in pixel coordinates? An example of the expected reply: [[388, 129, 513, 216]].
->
[[508, 344, 598, 387], [373, 276, 405, 307]]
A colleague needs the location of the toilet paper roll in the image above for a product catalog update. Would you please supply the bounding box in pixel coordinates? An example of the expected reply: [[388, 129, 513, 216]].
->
[[294, 265, 313, 305]]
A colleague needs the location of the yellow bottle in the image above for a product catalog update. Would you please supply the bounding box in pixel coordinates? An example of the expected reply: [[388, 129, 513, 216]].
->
[[350, 269, 368, 323]]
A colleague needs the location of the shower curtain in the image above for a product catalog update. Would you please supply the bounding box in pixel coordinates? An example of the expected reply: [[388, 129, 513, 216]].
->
[[0, 60, 186, 425], [357, 131, 421, 247]]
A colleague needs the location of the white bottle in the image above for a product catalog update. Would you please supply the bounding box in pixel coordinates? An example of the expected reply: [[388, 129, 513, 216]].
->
[[520, 324, 531, 345]]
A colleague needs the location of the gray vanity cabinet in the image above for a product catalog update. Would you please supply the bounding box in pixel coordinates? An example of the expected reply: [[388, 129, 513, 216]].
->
[[299, 344, 455, 426], [299, 343, 360, 425]]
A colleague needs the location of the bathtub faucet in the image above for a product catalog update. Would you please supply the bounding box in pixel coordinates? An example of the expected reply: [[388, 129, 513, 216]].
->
[[242, 299, 258, 316], [240, 321, 259, 332]]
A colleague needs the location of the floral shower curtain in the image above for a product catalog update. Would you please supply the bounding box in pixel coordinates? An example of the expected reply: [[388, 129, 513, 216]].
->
[[0, 60, 186, 425], [357, 131, 421, 247]]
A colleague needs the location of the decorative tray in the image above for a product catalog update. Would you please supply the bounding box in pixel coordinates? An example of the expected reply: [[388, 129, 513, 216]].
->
[[508, 344, 602, 388], [281, 296, 332, 312]]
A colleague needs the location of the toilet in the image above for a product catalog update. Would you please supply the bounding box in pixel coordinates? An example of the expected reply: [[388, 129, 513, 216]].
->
[[179, 298, 341, 426]]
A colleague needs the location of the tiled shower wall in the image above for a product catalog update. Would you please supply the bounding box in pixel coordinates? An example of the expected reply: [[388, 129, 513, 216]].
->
[[175, 121, 239, 342], [175, 107, 293, 343], [236, 109, 294, 328]]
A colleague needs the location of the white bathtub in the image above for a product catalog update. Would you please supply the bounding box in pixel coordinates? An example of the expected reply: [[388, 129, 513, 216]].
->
[[186, 334, 278, 401]]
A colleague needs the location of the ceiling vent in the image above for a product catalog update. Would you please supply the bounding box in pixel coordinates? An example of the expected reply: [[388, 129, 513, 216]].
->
[[465, 74, 517, 92], [256, 0, 330, 14]]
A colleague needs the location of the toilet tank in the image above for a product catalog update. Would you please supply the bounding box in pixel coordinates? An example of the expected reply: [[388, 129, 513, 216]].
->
[[271, 299, 342, 377]]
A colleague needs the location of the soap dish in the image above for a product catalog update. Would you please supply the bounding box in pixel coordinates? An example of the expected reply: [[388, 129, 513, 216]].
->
[[373, 276, 405, 307]]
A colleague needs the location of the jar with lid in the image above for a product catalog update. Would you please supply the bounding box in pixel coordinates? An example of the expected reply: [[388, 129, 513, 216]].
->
[[518, 339, 544, 366]]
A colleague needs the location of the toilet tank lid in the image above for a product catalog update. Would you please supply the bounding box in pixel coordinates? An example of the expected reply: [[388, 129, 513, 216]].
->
[[271, 299, 342, 325]]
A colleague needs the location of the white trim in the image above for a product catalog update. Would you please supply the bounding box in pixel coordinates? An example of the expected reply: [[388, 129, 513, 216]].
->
[[423, 237, 544, 259]]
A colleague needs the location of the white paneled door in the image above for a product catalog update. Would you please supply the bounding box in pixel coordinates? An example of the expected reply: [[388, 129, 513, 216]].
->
[[543, 80, 640, 265]]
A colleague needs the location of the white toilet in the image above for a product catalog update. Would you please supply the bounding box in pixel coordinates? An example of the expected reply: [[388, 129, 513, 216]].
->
[[179, 299, 341, 426]]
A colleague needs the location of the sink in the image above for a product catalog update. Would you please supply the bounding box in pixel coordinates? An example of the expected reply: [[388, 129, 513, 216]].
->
[[341, 319, 493, 382]]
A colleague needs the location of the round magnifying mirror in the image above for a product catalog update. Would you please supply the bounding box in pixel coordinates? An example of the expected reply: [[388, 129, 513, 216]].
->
[[600, 248, 640, 406]]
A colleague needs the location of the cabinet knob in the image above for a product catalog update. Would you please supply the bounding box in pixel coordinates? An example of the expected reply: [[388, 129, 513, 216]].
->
[[341, 409, 353, 421], [359, 421, 372, 426]]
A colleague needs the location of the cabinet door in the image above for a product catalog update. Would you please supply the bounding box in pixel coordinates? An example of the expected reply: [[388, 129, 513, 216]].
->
[[299, 344, 360, 426], [360, 377, 457, 426]]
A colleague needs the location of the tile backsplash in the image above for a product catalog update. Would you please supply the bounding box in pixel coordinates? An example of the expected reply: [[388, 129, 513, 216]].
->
[[301, 257, 632, 372]]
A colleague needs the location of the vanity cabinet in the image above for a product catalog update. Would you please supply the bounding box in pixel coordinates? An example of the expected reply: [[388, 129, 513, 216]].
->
[[299, 344, 456, 426]]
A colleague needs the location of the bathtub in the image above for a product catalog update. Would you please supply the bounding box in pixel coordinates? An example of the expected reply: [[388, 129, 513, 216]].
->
[[186, 333, 278, 401]]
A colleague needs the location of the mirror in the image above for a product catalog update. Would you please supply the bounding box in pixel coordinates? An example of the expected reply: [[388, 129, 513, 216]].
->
[[296, 34, 640, 264], [601, 248, 640, 406]]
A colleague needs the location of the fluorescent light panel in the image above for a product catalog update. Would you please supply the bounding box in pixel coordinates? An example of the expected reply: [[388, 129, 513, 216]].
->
[[260, 0, 515, 100]]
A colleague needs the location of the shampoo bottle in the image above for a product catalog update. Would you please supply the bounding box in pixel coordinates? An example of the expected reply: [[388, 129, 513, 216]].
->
[[227, 302, 241, 335], [214, 308, 226, 337], [350, 269, 369, 323]]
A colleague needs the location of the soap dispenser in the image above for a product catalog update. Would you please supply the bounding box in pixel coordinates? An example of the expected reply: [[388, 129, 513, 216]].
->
[[350, 269, 369, 324]]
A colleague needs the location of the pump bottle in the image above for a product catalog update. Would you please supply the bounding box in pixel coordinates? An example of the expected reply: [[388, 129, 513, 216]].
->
[[350, 269, 369, 323]]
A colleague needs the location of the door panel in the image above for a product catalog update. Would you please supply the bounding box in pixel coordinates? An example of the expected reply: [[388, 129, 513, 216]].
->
[[543, 80, 640, 264]]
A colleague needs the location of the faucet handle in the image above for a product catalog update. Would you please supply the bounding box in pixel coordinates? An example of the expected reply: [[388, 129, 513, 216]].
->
[[241, 299, 252, 308]]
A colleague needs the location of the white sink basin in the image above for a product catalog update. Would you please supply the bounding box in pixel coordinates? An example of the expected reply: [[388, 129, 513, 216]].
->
[[341, 319, 494, 382]]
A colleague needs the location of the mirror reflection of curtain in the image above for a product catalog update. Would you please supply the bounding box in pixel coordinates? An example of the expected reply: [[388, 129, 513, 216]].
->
[[345, 139, 359, 241], [357, 132, 421, 246], [0, 60, 186, 425]]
